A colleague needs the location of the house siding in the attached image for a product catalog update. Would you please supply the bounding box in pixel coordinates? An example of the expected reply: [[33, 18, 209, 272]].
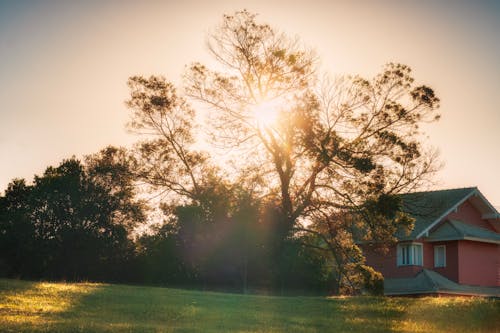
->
[[365, 239, 499, 286], [362, 243, 426, 279], [446, 200, 496, 232], [498, 246, 500, 286], [431, 241, 459, 283], [363, 190, 500, 289], [498, 245, 500, 286], [458, 240, 499, 286], [423, 242, 433, 270]]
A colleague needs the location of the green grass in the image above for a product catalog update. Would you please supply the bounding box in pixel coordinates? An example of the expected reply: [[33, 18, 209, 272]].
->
[[0, 279, 498, 332]]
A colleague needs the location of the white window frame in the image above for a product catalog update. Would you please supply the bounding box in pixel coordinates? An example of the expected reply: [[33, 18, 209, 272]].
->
[[434, 245, 446, 268], [397, 243, 423, 266]]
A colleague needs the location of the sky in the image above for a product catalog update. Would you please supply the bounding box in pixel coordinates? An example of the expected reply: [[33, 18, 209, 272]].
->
[[0, 0, 499, 207]]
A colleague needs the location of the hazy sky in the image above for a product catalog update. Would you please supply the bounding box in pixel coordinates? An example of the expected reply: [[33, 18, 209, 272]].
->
[[1, 0, 499, 207]]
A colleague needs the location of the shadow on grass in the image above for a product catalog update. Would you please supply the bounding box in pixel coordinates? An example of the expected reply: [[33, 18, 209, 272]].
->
[[57, 287, 411, 332], [1, 281, 346, 332], [54, 285, 347, 332], [1, 279, 499, 333]]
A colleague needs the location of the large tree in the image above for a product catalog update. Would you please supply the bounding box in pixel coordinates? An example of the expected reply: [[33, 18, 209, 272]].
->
[[127, 10, 440, 293]]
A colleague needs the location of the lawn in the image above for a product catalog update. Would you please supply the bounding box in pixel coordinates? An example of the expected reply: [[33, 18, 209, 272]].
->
[[0, 279, 498, 332]]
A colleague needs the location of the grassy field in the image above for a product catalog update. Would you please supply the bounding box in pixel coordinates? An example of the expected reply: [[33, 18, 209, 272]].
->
[[0, 278, 498, 332]]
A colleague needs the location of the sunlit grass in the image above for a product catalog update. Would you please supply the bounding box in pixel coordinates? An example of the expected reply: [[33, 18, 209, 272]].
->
[[0, 278, 498, 332], [0, 279, 99, 329]]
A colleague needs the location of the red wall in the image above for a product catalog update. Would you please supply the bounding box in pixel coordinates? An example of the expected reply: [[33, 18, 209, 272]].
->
[[423, 242, 433, 270], [363, 199, 500, 284], [363, 239, 500, 286], [458, 240, 499, 286], [363, 241, 460, 281], [431, 241, 459, 283], [446, 200, 496, 231], [362, 244, 425, 279]]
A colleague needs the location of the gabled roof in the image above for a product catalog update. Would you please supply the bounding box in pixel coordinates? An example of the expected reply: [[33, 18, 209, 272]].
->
[[397, 187, 477, 240], [426, 219, 500, 244], [384, 269, 500, 296]]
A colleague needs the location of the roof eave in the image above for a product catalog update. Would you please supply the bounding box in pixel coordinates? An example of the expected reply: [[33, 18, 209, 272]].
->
[[482, 213, 500, 220], [385, 290, 497, 297], [473, 190, 500, 216], [463, 236, 500, 245], [415, 188, 477, 239], [426, 237, 500, 245]]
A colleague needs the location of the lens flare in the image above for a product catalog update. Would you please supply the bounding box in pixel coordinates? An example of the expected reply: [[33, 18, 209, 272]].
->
[[251, 99, 282, 128]]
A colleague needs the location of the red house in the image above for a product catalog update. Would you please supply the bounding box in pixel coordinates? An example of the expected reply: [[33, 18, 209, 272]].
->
[[363, 187, 500, 296]]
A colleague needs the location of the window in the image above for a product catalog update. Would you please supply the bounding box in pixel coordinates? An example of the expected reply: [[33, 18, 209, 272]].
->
[[397, 243, 423, 266], [434, 245, 446, 268]]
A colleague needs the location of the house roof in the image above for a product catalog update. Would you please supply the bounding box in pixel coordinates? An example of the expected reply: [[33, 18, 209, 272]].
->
[[384, 269, 500, 297], [397, 187, 477, 240], [426, 219, 500, 244]]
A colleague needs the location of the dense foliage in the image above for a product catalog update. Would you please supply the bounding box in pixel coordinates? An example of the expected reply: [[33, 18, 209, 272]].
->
[[125, 10, 440, 293], [0, 150, 332, 293], [0, 147, 144, 282]]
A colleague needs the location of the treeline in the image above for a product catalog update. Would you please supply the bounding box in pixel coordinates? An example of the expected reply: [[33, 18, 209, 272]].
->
[[0, 147, 334, 294], [134, 208, 332, 293], [0, 148, 141, 282]]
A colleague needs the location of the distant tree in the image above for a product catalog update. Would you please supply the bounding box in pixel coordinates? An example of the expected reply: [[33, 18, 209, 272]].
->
[[0, 179, 37, 277], [134, 223, 188, 285], [126, 10, 441, 293], [229, 190, 262, 293], [0, 147, 146, 281], [172, 180, 264, 292], [85, 146, 146, 233]]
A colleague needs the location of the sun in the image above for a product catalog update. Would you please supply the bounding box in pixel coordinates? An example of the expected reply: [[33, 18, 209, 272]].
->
[[250, 99, 282, 128]]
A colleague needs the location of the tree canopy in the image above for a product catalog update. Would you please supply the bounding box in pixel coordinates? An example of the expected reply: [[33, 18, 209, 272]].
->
[[0, 147, 145, 281], [126, 10, 440, 292]]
